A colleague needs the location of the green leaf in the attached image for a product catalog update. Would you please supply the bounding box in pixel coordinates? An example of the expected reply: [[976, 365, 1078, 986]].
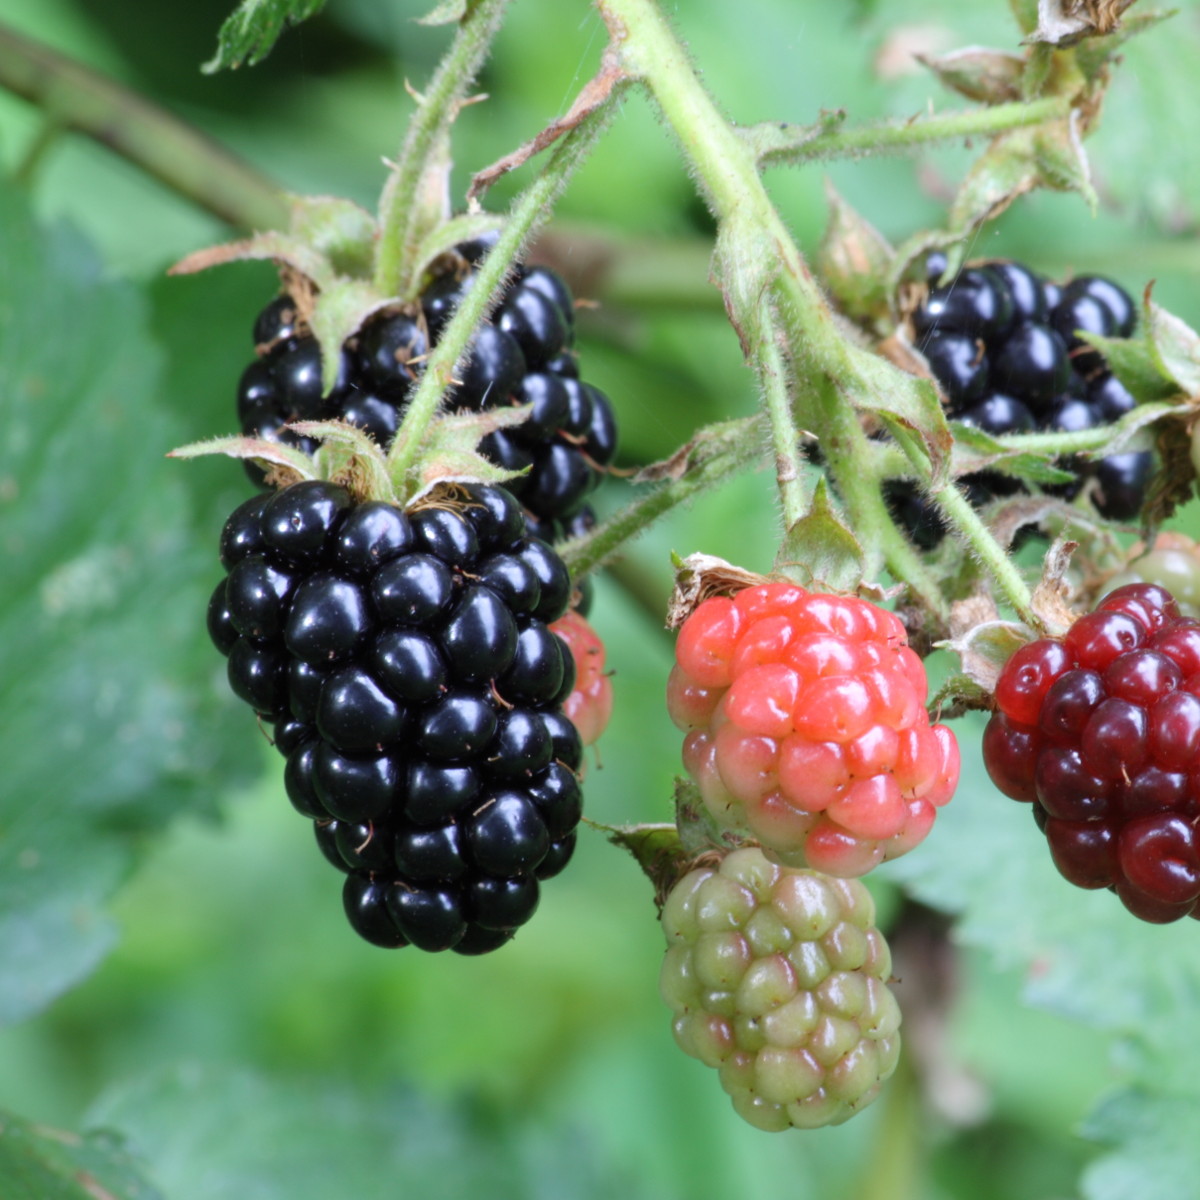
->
[[203, 0, 327, 73], [1085, 9, 1200, 231], [1079, 331, 1180, 404], [1145, 297, 1200, 397], [0, 188, 260, 1024], [1082, 1090, 1200, 1200], [86, 1063, 666, 1200], [0, 1110, 161, 1200]]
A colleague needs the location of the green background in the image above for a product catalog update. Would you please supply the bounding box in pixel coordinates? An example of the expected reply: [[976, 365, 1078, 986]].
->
[[1, 1, 1199, 1197]]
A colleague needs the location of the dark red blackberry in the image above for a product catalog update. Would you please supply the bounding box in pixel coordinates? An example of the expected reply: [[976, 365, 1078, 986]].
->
[[235, 255, 617, 543], [892, 260, 1146, 549], [983, 583, 1200, 922], [208, 480, 585, 953]]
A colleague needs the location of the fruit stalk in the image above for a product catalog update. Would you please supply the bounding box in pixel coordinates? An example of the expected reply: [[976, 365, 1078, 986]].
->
[[384, 104, 618, 489], [558, 416, 765, 578], [372, 0, 511, 296]]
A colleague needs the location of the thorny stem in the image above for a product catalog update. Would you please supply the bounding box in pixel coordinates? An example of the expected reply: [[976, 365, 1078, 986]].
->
[[0, 21, 288, 231], [373, 0, 511, 296], [558, 417, 767, 579], [598, 0, 1069, 626], [386, 105, 618, 488]]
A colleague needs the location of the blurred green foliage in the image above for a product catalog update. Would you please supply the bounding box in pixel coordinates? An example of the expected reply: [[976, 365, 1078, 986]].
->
[[1, 1, 1200, 1197]]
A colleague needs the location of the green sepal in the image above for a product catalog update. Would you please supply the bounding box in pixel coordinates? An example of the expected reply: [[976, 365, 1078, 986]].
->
[[288, 421, 394, 500], [927, 672, 995, 720], [1144, 296, 1200, 398], [947, 422, 1078, 486], [397, 406, 534, 506], [305, 277, 393, 396], [817, 179, 896, 332], [413, 212, 509, 291], [289, 196, 378, 280], [167, 434, 318, 482], [775, 475, 866, 593], [945, 613, 1032, 694]]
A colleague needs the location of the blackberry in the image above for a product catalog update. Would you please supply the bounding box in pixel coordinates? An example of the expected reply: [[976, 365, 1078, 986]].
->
[[234, 254, 617, 542], [668, 579, 959, 878], [896, 261, 1144, 547], [209, 480, 585, 953], [660, 847, 901, 1131], [983, 583, 1200, 923]]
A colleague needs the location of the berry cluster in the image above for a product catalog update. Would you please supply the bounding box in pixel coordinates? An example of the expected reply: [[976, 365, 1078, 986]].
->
[[667, 581, 959, 877], [888, 259, 1147, 547], [236, 246, 618, 542], [660, 847, 901, 1131], [983, 582, 1200, 923], [207, 478, 584, 953]]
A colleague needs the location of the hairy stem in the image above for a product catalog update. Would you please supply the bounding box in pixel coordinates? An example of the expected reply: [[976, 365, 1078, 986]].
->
[[558, 417, 766, 578], [759, 303, 809, 528], [373, 0, 510, 296], [754, 96, 1070, 167], [0, 21, 287, 230]]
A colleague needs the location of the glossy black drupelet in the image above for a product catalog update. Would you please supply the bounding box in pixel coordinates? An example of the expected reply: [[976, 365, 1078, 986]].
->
[[235, 253, 618, 543], [894, 262, 1147, 546], [210, 480, 584, 953]]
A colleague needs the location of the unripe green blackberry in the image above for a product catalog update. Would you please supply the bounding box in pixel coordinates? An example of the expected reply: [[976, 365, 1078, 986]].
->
[[659, 847, 901, 1131]]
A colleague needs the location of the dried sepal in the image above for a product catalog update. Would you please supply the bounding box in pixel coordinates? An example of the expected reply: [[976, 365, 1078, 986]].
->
[[1024, 0, 1140, 46], [1031, 536, 1083, 635], [917, 46, 1027, 104], [666, 554, 770, 630], [945, 593, 1032, 693]]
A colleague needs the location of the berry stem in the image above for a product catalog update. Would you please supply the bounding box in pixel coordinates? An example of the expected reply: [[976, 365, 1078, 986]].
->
[[557, 416, 766, 579], [751, 95, 1071, 167], [797, 368, 952, 623], [385, 105, 617, 492], [372, 0, 511, 298], [850, 1052, 922, 1200], [935, 480, 1039, 623], [887, 421, 1038, 626], [0, 20, 288, 231]]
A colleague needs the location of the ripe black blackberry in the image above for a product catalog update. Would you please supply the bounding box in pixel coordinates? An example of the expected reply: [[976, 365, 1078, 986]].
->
[[235, 250, 618, 543], [889, 263, 1149, 546], [209, 478, 585, 953]]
